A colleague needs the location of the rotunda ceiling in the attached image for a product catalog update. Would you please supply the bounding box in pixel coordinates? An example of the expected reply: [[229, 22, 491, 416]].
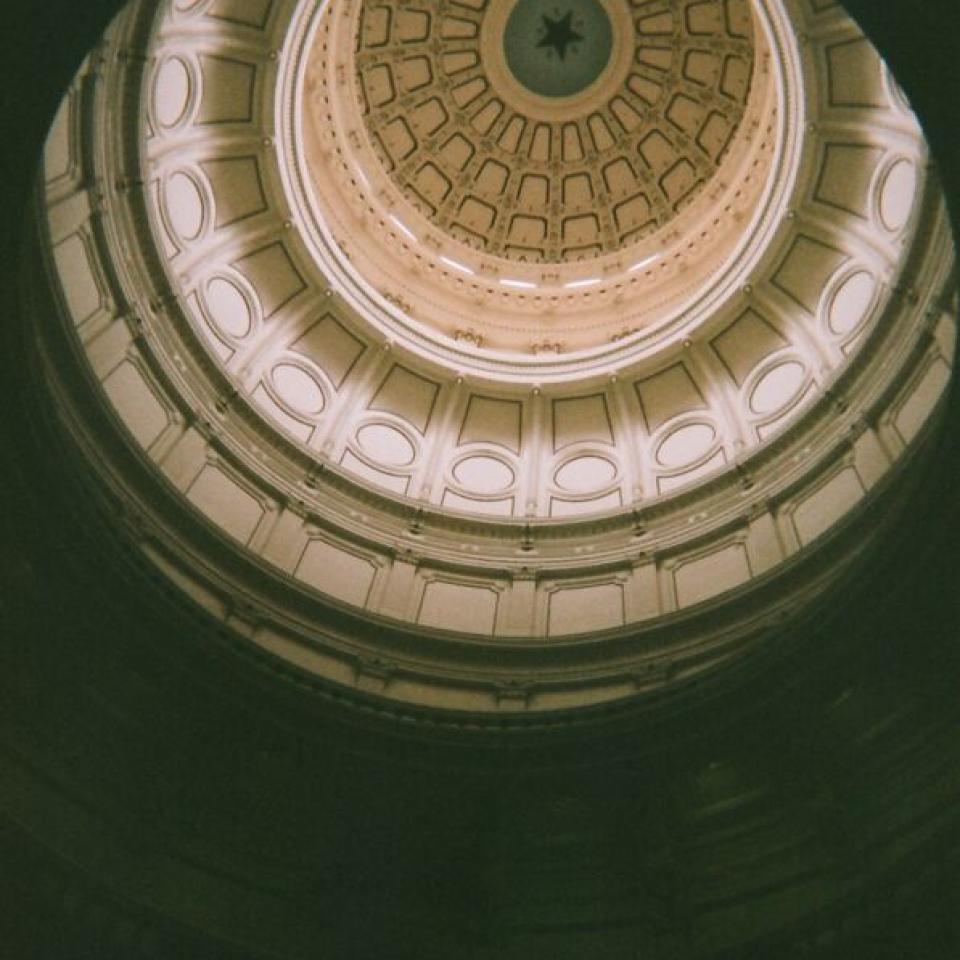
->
[[351, 0, 755, 265], [299, 0, 776, 354], [36, 0, 956, 715]]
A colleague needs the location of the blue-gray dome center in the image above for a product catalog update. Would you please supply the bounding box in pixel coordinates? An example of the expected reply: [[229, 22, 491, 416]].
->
[[503, 0, 614, 98]]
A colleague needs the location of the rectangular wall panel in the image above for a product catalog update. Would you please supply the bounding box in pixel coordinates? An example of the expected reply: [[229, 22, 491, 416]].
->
[[548, 582, 625, 636], [791, 467, 864, 546], [419, 580, 499, 635], [674, 542, 751, 608], [295, 539, 378, 608]]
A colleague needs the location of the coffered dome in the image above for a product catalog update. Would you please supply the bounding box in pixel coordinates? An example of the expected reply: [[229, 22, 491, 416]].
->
[[39, 0, 955, 716], [350, 0, 758, 264], [297, 0, 777, 353]]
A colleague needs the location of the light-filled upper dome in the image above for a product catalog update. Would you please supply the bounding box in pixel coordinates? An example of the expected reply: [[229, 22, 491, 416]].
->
[[299, 0, 776, 354]]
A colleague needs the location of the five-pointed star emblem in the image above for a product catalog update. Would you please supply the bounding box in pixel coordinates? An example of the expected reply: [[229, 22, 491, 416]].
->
[[536, 11, 584, 61]]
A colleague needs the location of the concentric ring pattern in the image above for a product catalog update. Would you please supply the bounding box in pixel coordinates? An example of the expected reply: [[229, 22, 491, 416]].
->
[[39, 0, 955, 714]]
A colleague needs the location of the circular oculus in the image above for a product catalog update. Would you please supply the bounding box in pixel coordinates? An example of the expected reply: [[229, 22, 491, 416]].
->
[[503, 0, 614, 98]]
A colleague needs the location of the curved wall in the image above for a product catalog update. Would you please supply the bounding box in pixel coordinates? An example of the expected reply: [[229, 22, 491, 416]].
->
[[39, 0, 956, 713]]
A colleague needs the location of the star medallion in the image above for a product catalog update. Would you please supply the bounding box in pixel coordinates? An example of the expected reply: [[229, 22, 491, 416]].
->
[[536, 11, 584, 61]]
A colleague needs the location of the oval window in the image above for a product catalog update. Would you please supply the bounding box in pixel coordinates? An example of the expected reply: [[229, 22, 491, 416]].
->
[[206, 277, 252, 339], [357, 424, 416, 466], [165, 172, 204, 241], [657, 423, 716, 468], [272, 363, 325, 416], [154, 58, 191, 128], [555, 456, 617, 492], [879, 158, 917, 232], [453, 456, 514, 493], [750, 362, 807, 416], [829, 271, 875, 337]]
